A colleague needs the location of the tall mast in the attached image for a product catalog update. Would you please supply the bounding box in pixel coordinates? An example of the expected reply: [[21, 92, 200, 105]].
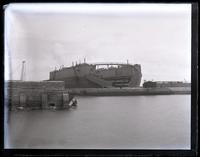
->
[[20, 61, 26, 81]]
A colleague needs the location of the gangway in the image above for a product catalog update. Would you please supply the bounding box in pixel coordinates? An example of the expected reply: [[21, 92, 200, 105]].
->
[[86, 74, 112, 88]]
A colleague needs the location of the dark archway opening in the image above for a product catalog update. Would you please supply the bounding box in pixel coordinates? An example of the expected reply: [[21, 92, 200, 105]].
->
[[49, 103, 55, 107]]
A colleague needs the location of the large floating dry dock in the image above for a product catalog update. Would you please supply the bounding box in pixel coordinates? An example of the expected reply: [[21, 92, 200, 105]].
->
[[49, 62, 142, 88]]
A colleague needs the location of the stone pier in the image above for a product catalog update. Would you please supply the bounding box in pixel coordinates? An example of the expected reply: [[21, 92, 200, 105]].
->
[[5, 80, 71, 110]]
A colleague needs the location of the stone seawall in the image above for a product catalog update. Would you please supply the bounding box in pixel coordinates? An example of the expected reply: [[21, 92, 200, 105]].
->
[[67, 87, 191, 96], [5, 80, 191, 110], [5, 81, 72, 110], [5, 81, 65, 90]]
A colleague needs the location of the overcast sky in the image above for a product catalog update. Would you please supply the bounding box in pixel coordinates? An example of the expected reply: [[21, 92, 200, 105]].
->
[[5, 3, 191, 83]]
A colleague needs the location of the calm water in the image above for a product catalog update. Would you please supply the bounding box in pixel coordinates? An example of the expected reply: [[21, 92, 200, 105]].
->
[[6, 95, 190, 149]]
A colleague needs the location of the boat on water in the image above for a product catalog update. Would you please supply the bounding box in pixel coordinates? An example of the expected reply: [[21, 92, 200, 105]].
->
[[68, 98, 78, 109]]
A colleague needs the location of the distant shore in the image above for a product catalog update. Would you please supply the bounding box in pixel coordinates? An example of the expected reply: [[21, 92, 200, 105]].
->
[[67, 87, 191, 96]]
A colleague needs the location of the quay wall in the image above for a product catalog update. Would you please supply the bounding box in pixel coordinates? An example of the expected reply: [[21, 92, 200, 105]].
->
[[5, 80, 191, 110], [67, 87, 191, 96], [5, 81, 71, 110]]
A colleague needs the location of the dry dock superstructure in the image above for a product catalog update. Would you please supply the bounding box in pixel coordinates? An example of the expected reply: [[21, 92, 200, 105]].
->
[[49, 62, 142, 88]]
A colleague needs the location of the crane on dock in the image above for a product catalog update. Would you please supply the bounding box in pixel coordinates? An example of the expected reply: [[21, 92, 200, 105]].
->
[[20, 61, 26, 81]]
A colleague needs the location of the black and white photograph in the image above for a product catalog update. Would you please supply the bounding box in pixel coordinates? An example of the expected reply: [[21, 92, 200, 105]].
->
[[4, 3, 193, 150]]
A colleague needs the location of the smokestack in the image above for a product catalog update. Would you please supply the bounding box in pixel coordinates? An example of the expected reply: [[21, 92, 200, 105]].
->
[[84, 58, 86, 63]]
